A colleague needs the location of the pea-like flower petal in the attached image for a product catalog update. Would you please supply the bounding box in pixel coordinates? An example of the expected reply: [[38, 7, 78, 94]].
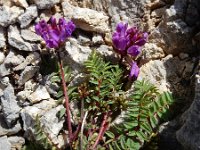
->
[[35, 17, 76, 48], [129, 62, 140, 79]]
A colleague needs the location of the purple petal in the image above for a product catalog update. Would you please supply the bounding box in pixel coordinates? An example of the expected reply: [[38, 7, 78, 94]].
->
[[116, 22, 128, 34], [129, 62, 140, 79], [112, 33, 127, 52], [135, 32, 148, 46], [46, 39, 59, 48], [127, 45, 141, 56]]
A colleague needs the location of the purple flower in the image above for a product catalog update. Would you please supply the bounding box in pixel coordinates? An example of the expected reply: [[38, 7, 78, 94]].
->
[[129, 62, 140, 79], [35, 17, 76, 48], [112, 22, 148, 57]]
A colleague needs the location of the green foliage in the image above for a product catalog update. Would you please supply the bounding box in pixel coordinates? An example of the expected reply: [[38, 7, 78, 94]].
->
[[104, 80, 174, 150], [33, 51, 174, 150]]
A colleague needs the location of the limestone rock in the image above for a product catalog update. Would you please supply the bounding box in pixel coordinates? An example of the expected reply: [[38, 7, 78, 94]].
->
[[0, 84, 21, 127], [40, 105, 65, 148], [8, 136, 25, 150], [0, 136, 11, 150], [20, 99, 57, 139], [4, 50, 25, 66], [92, 34, 104, 45], [8, 25, 40, 51], [0, 27, 6, 48], [64, 38, 92, 73], [0, 5, 24, 27], [0, 51, 5, 65], [27, 85, 51, 103], [18, 5, 38, 28], [0, 77, 9, 96], [12, 0, 29, 8], [176, 70, 200, 150], [18, 66, 39, 86], [62, 1, 110, 33], [21, 28, 41, 42], [32, 0, 61, 9], [14, 52, 41, 71], [0, 115, 21, 136]]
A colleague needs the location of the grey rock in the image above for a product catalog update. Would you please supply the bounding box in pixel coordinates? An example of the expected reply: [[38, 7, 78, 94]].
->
[[18, 5, 38, 28], [176, 70, 200, 150], [0, 77, 9, 96], [12, 0, 29, 8], [20, 99, 57, 139], [77, 32, 91, 46], [0, 84, 21, 127], [8, 136, 25, 150], [40, 105, 65, 148], [0, 5, 24, 27], [0, 63, 10, 77], [18, 66, 39, 86], [21, 28, 41, 42], [92, 34, 104, 45], [27, 85, 50, 103], [17, 80, 37, 102], [64, 38, 92, 72], [62, 1, 110, 33], [0, 136, 11, 150], [32, 0, 60, 9], [8, 25, 39, 51], [0, 114, 21, 136], [0, 51, 5, 65], [0, 27, 6, 48], [14, 52, 41, 71], [4, 50, 25, 66]]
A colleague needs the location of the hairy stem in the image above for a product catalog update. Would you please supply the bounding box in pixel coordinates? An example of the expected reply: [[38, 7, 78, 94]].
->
[[92, 112, 109, 149], [57, 52, 72, 143], [80, 111, 88, 150]]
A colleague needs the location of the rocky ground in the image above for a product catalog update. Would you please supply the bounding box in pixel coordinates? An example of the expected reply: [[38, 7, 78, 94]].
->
[[0, 0, 200, 149]]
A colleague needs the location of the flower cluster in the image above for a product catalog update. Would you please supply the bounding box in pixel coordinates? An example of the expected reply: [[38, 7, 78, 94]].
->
[[112, 22, 148, 79], [35, 17, 76, 48]]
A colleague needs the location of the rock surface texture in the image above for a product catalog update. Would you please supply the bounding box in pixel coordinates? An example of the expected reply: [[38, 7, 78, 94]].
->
[[0, 0, 199, 149]]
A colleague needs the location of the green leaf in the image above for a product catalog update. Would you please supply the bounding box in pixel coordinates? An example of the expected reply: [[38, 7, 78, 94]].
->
[[105, 131, 115, 139]]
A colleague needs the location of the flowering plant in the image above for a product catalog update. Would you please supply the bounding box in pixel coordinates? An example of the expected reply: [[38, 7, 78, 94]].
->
[[35, 17, 75, 48], [112, 22, 148, 80]]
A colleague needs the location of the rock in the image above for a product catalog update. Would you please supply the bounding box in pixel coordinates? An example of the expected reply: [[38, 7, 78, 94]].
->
[[0, 115, 21, 136], [0, 84, 21, 127], [139, 55, 194, 96], [62, 1, 110, 33], [142, 43, 165, 60], [0, 27, 6, 48], [193, 32, 200, 50], [20, 99, 57, 139], [96, 45, 118, 63], [176, 69, 200, 150], [0, 63, 10, 77], [77, 31, 91, 46], [21, 28, 41, 42], [0, 77, 9, 96], [8, 25, 40, 51], [92, 34, 104, 45], [0, 136, 11, 150], [32, 0, 61, 9], [40, 105, 65, 148], [4, 50, 25, 66], [8, 136, 25, 150], [0, 51, 5, 65], [0, 5, 24, 27], [17, 80, 37, 102], [0, 0, 13, 6], [64, 38, 92, 72], [14, 52, 41, 71], [18, 66, 39, 86], [18, 5, 38, 28], [28, 85, 51, 103], [12, 0, 29, 8]]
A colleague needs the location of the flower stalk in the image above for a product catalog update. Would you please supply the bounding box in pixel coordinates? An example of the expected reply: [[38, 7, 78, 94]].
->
[[92, 112, 110, 149], [57, 52, 73, 143]]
